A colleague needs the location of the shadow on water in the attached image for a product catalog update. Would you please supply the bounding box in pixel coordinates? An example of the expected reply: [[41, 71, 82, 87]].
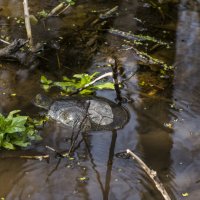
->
[[1, 0, 200, 199]]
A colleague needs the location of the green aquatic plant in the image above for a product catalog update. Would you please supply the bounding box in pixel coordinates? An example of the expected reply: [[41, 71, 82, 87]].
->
[[41, 72, 114, 95], [108, 28, 170, 47], [63, 0, 76, 5], [0, 110, 42, 150], [37, 10, 48, 18]]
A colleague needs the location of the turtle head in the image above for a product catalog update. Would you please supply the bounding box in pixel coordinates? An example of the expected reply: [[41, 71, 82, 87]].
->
[[33, 94, 53, 110]]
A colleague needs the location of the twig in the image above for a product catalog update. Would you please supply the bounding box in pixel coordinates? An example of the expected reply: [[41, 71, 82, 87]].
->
[[1, 153, 50, 161], [47, 2, 65, 17], [69, 72, 113, 96], [20, 154, 49, 161], [23, 0, 33, 49], [99, 6, 118, 19], [109, 58, 123, 103], [0, 38, 10, 45], [56, 4, 71, 16], [45, 145, 65, 158], [126, 149, 171, 200]]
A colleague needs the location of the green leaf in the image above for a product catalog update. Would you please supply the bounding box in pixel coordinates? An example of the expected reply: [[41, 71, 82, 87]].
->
[[41, 72, 114, 95], [182, 193, 189, 197], [63, 76, 74, 82], [7, 110, 21, 120], [40, 76, 52, 85], [53, 81, 74, 88], [73, 73, 85, 79], [95, 82, 114, 89], [2, 142, 15, 150], [5, 116, 27, 133], [80, 89, 94, 95], [12, 140, 30, 147], [42, 84, 51, 91], [90, 72, 99, 79], [0, 110, 42, 150]]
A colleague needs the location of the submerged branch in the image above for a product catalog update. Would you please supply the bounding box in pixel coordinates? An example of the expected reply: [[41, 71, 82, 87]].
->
[[127, 149, 171, 200]]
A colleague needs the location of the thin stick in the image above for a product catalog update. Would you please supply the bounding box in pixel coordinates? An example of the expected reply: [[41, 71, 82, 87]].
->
[[23, 0, 33, 49], [56, 4, 71, 16], [1, 154, 49, 161], [110, 58, 123, 103], [0, 38, 10, 45], [126, 149, 171, 200], [20, 154, 49, 161], [46, 145, 64, 158], [45, 145, 69, 158], [69, 72, 113, 95], [47, 2, 65, 17], [99, 6, 118, 19]]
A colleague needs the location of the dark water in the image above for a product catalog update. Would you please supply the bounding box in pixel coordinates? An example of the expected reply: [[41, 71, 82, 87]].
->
[[0, 0, 200, 199]]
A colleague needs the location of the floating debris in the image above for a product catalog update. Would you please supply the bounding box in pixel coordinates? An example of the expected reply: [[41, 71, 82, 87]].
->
[[108, 28, 170, 47], [99, 6, 118, 19], [77, 176, 89, 183], [115, 151, 131, 159]]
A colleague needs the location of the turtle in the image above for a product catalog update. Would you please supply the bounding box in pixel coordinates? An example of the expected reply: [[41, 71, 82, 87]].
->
[[33, 94, 129, 132]]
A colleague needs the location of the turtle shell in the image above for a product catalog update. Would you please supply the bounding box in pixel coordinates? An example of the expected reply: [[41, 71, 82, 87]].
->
[[45, 97, 129, 131]]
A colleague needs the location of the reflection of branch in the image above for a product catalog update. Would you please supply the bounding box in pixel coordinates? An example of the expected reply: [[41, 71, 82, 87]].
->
[[83, 134, 105, 194], [68, 101, 90, 155], [104, 130, 117, 199], [127, 149, 171, 200], [47, 158, 62, 179]]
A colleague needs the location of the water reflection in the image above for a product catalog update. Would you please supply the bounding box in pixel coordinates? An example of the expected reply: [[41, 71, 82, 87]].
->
[[172, 0, 200, 198], [2, 0, 199, 199]]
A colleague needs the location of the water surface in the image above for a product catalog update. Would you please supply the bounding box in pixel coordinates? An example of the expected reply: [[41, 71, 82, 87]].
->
[[0, 0, 200, 199]]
